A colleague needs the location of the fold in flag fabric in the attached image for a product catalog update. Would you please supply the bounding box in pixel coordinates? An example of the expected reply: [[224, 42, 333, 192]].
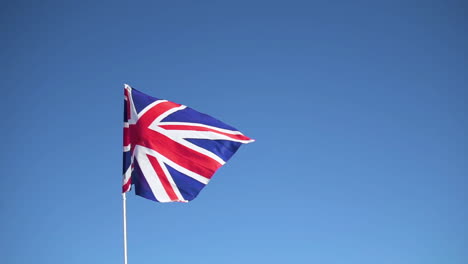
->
[[122, 84, 254, 202]]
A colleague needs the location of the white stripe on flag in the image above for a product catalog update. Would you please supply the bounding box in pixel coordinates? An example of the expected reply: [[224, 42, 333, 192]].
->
[[153, 105, 187, 124], [141, 146, 210, 185], [134, 146, 171, 202], [159, 122, 246, 135], [149, 125, 226, 165], [156, 156, 187, 202], [137, 100, 168, 119]]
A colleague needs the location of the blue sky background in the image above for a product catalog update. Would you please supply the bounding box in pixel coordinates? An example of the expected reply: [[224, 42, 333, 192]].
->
[[2, 1, 467, 263]]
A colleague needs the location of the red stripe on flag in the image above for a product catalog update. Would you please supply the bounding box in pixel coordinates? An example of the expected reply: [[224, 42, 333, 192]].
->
[[141, 129, 221, 179], [123, 127, 131, 148], [122, 179, 131, 193], [124, 89, 131, 120], [147, 154, 178, 201], [159, 124, 252, 141], [137, 101, 181, 129], [127, 100, 222, 179]]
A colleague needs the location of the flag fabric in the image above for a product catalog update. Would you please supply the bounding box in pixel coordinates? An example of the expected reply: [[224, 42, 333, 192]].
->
[[122, 84, 254, 202]]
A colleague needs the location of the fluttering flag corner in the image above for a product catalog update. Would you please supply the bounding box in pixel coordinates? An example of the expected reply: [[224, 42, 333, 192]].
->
[[122, 84, 254, 203]]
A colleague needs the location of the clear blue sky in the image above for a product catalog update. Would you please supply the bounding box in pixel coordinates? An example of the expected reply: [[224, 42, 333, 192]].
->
[[2, 1, 467, 263]]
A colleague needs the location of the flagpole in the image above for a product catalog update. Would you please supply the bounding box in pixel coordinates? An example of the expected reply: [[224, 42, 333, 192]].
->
[[122, 192, 128, 264]]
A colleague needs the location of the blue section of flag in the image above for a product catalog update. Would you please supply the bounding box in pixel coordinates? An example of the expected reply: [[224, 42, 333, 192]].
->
[[132, 159, 157, 202], [123, 100, 128, 123], [166, 164, 206, 201], [131, 88, 160, 114], [162, 107, 238, 131], [122, 151, 131, 174], [186, 138, 243, 162]]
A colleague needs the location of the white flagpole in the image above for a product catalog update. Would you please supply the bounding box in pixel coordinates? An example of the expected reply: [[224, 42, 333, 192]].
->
[[122, 192, 128, 264]]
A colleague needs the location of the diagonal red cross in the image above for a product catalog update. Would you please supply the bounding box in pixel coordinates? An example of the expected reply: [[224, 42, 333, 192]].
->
[[124, 100, 223, 181]]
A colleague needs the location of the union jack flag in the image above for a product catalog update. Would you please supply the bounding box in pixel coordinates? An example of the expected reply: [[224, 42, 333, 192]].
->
[[123, 84, 254, 202]]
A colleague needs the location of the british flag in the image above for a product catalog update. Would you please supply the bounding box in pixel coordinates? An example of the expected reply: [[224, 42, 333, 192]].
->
[[123, 84, 254, 202]]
